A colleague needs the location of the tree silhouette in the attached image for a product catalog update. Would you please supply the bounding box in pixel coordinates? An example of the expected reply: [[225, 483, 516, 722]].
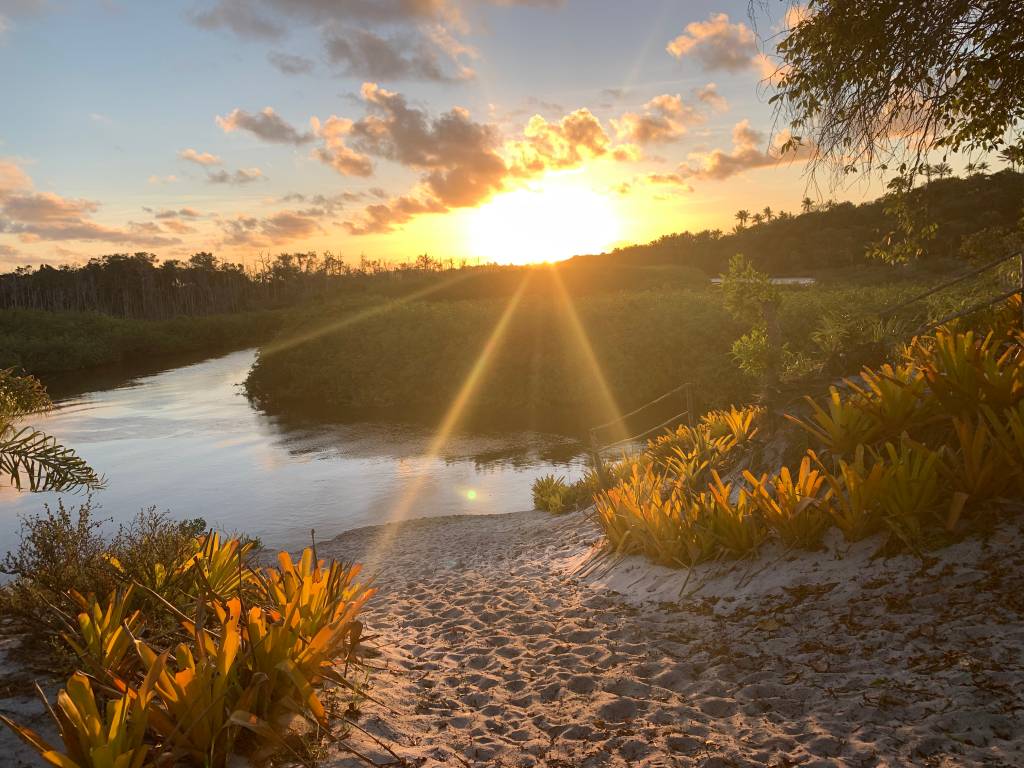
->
[[762, 206, 774, 221], [735, 210, 751, 228], [770, 1, 1024, 178], [1000, 147, 1024, 170], [800, 196, 815, 213]]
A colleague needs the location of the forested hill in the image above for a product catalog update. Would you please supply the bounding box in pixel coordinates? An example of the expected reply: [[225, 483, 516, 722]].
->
[[579, 169, 1024, 275], [2, 170, 1022, 321]]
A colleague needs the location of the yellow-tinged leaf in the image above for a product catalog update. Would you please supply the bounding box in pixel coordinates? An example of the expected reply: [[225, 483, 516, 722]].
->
[[948, 491, 969, 531]]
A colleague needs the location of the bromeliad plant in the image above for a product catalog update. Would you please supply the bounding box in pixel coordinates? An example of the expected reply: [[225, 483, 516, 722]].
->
[[745, 455, 832, 550], [875, 438, 946, 546], [1, 533, 376, 768], [532, 474, 571, 513], [701, 405, 764, 446], [940, 417, 1018, 526], [63, 586, 142, 681], [788, 386, 882, 456], [847, 363, 931, 438], [702, 471, 767, 558], [816, 446, 887, 542], [594, 463, 716, 567], [0, 672, 152, 768], [907, 327, 1024, 415]]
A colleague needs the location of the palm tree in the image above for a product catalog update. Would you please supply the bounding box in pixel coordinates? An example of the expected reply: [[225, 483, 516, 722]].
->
[[751, 212, 764, 225], [800, 196, 815, 214], [999, 147, 1024, 170], [933, 162, 953, 179], [735, 209, 750, 228], [0, 370, 102, 491], [762, 206, 774, 222], [976, 160, 990, 174]]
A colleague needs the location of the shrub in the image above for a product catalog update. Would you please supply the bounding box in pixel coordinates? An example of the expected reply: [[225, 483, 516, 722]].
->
[[1, 503, 205, 633], [532, 474, 571, 513], [816, 447, 887, 542], [2, 534, 375, 768], [788, 386, 882, 456], [745, 454, 833, 550]]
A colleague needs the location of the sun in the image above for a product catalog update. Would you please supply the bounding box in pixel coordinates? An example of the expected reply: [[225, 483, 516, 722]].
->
[[466, 175, 621, 265]]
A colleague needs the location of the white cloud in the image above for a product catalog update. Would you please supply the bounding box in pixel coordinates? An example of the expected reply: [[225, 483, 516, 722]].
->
[[179, 147, 222, 166], [666, 13, 757, 72]]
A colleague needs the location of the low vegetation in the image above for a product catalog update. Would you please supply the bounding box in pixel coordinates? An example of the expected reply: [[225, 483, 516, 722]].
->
[[580, 298, 1024, 566], [244, 270, 975, 431], [0, 308, 285, 375], [0, 504, 374, 767]]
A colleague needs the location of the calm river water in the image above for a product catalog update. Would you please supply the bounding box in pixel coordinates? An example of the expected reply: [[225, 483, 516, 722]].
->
[[0, 349, 587, 554]]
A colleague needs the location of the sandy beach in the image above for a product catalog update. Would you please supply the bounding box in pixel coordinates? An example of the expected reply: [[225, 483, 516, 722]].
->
[[318, 508, 1024, 767], [2, 507, 1023, 767]]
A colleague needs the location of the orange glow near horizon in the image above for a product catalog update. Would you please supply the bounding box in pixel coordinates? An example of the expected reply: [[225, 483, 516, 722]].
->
[[465, 174, 622, 265]]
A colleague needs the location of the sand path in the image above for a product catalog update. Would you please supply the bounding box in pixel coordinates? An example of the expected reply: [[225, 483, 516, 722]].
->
[[320, 509, 1024, 768]]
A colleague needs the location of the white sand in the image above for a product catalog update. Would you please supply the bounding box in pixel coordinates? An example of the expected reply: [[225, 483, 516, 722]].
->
[[319, 508, 1024, 767], [3, 509, 1023, 767]]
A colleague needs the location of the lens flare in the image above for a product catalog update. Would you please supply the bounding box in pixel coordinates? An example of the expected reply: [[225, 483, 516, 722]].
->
[[359, 275, 531, 566]]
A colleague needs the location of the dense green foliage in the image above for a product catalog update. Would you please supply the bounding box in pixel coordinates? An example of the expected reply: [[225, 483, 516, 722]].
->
[[245, 271, 965, 431], [247, 286, 747, 431], [593, 171, 1024, 274], [0, 251, 344, 319], [0, 308, 285, 375]]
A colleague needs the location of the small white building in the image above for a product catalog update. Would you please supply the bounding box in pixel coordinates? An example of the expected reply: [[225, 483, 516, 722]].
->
[[709, 277, 816, 286]]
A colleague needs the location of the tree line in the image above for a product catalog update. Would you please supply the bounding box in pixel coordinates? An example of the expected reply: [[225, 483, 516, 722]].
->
[[3, 170, 1022, 319], [588, 169, 1024, 275], [0, 251, 462, 320]]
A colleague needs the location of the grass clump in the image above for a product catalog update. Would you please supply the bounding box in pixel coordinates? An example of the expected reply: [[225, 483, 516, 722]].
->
[[532, 471, 602, 513]]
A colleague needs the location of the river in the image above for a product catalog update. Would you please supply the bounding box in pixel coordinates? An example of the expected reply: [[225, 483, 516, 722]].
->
[[0, 349, 588, 555]]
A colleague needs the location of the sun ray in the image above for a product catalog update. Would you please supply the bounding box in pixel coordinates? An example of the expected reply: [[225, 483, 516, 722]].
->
[[259, 268, 477, 359], [358, 274, 532, 566], [549, 266, 627, 444]]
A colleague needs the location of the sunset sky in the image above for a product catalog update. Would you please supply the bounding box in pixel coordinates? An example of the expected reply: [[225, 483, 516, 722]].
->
[[0, 0, 881, 268]]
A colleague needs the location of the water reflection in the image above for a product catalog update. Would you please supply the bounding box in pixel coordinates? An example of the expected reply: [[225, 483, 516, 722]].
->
[[0, 349, 587, 553]]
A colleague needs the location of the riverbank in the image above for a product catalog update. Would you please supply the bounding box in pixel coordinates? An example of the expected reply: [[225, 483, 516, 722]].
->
[[0, 308, 285, 376], [316, 507, 1024, 767]]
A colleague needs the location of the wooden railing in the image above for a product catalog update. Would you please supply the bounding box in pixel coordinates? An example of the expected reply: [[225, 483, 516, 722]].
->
[[587, 381, 693, 486], [881, 249, 1024, 334]]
